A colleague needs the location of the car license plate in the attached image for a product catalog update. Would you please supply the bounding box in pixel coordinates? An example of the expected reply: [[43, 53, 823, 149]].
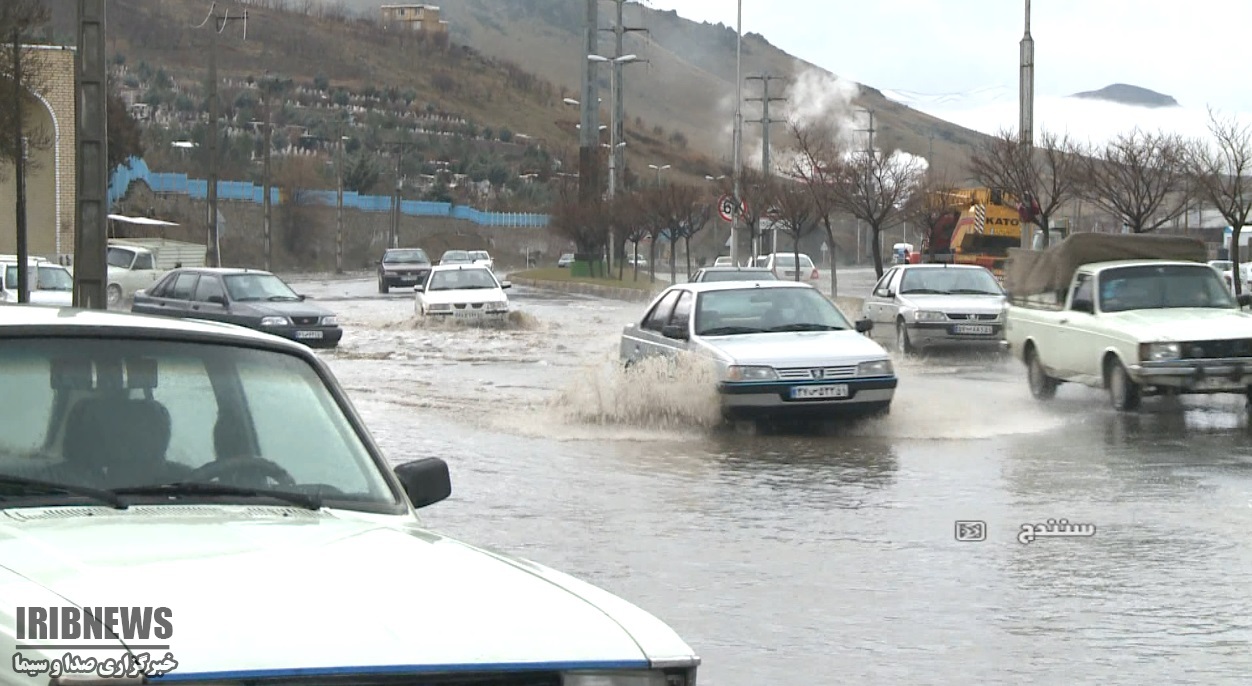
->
[[953, 324, 994, 335], [295, 330, 324, 339], [791, 384, 849, 399]]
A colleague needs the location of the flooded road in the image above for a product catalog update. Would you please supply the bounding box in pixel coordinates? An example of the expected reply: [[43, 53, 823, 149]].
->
[[293, 271, 1252, 686]]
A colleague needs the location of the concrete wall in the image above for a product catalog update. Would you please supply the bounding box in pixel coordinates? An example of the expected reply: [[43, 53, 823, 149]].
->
[[114, 183, 568, 272]]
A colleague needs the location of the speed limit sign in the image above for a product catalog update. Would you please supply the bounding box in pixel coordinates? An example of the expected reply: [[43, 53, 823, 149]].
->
[[717, 194, 742, 222]]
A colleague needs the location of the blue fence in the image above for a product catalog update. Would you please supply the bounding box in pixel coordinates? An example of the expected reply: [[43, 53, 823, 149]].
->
[[107, 157, 550, 228]]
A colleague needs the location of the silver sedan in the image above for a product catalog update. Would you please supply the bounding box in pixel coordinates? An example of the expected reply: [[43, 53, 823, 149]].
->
[[861, 264, 1008, 354]]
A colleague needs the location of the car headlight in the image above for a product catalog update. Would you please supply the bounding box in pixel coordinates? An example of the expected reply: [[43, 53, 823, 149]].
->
[[857, 359, 894, 377], [1140, 342, 1181, 362], [428, 303, 452, 311], [726, 365, 778, 381], [259, 316, 290, 326], [563, 670, 674, 686], [321, 315, 338, 326], [914, 310, 947, 322]]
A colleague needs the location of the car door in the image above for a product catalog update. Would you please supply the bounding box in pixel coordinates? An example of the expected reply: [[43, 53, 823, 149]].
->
[[656, 290, 696, 358], [624, 290, 682, 363], [131, 272, 179, 316], [160, 272, 200, 319], [1050, 272, 1096, 379], [187, 274, 231, 324], [864, 268, 898, 326]]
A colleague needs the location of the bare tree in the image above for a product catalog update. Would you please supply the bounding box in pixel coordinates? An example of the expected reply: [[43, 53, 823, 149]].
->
[[766, 177, 820, 282], [968, 127, 1082, 247], [789, 120, 847, 296], [636, 185, 670, 283], [657, 183, 701, 282], [549, 179, 609, 267], [672, 191, 712, 280], [833, 148, 927, 277], [1187, 108, 1252, 294], [610, 190, 648, 280], [1079, 129, 1192, 233], [0, 1, 50, 174]]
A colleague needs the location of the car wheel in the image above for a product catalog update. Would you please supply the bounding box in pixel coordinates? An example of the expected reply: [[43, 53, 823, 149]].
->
[[378, 278, 389, 294], [1107, 358, 1141, 412], [1026, 349, 1059, 401], [106, 284, 122, 307], [895, 321, 915, 355]]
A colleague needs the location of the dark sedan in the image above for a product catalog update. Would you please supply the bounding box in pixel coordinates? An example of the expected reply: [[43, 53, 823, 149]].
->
[[689, 266, 779, 283], [377, 248, 432, 293], [131, 268, 343, 348]]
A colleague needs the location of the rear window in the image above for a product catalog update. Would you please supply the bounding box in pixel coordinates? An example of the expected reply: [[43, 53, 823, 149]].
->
[[699, 270, 777, 282], [774, 254, 814, 268]]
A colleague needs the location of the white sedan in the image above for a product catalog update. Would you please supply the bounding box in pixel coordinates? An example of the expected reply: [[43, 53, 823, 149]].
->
[[415, 264, 512, 319]]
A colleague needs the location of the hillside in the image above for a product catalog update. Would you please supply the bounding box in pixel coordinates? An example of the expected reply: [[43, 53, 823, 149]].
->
[[1070, 83, 1179, 108], [327, 0, 992, 179]]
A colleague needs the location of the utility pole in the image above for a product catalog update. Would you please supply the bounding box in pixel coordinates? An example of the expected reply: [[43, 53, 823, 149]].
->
[[11, 27, 29, 303], [335, 121, 346, 274], [601, 0, 646, 196], [261, 86, 273, 271], [578, 0, 600, 204], [1019, 0, 1035, 249], [384, 141, 415, 250], [746, 74, 786, 256], [73, 0, 108, 310], [196, 3, 248, 268], [730, 0, 743, 266], [857, 108, 876, 153]]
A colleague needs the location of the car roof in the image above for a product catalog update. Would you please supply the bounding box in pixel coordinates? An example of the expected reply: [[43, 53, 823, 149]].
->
[[1080, 260, 1209, 272], [666, 280, 816, 294], [892, 263, 989, 271], [0, 304, 314, 355], [166, 267, 276, 276], [429, 263, 494, 273], [697, 266, 773, 272]]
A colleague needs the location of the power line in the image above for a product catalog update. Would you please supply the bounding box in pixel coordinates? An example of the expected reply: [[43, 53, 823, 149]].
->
[[196, 2, 248, 267]]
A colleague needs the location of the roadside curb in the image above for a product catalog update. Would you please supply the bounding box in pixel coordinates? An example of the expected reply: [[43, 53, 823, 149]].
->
[[509, 277, 661, 303]]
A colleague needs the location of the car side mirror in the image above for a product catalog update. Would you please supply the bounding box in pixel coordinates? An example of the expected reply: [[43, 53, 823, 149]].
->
[[855, 318, 874, 334], [298, 294, 310, 301], [874, 288, 892, 298], [499, 281, 512, 289], [1238, 293, 1252, 308], [661, 324, 689, 340], [207, 295, 228, 306], [393, 457, 452, 509]]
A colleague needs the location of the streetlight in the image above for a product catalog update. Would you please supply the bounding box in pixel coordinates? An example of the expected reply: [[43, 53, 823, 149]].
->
[[589, 53, 639, 272], [649, 164, 671, 187], [563, 97, 601, 106]]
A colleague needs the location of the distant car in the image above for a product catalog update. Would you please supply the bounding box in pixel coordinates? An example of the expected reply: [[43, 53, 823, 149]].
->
[[626, 255, 648, 268], [0, 258, 74, 307], [377, 248, 432, 293], [131, 268, 343, 348], [557, 253, 575, 268], [468, 250, 494, 271], [620, 281, 893, 423], [439, 250, 474, 265], [755, 253, 820, 280], [713, 256, 734, 267], [415, 264, 513, 320], [689, 266, 778, 283], [862, 263, 1007, 354]]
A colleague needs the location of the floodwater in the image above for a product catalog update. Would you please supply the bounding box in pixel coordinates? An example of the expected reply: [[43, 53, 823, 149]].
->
[[292, 270, 1252, 686]]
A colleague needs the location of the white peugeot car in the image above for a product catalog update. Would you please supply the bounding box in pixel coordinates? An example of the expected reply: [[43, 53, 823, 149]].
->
[[620, 281, 896, 423], [0, 305, 699, 683], [415, 264, 512, 319]]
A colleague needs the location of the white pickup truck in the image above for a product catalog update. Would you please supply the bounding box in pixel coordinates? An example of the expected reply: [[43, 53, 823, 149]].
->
[[1004, 233, 1252, 411], [104, 238, 207, 306]]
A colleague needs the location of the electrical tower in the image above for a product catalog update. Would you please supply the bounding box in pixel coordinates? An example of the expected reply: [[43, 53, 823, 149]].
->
[[195, 2, 248, 268], [601, 0, 646, 194], [745, 74, 786, 257], [578, 0, 600, 203], [856, 107, 876, 153]]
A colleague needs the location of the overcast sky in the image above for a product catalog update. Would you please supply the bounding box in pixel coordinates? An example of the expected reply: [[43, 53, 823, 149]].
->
[[643, 0, 1252, 140]]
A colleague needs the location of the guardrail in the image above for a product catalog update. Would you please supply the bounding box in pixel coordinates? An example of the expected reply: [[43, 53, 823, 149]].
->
[[107, 157, 550, 228]]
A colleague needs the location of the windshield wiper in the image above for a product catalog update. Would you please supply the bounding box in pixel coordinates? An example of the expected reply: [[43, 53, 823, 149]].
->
[[0, 474, 127, 509], [765, 323, 845, 332], [698, 325, 766, 336], [949, 289, 1001, 295], [267, 295, 301, 301], [899, 288, 947, 294], [113, 482, 322, 510], [457, 285, 496, 290]]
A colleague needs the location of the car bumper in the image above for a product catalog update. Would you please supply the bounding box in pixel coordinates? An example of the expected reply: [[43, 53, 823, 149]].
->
[[717, 377, 897, 419], [906, 322, 1007, 349], [426, 308, 510, 320], [1131, 358, 1252, 391], [265, 325, 344, 348], [383, 271, 430, 286]]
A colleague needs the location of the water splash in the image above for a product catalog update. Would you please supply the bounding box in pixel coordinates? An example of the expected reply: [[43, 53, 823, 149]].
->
[[548, 352, 724, 430]]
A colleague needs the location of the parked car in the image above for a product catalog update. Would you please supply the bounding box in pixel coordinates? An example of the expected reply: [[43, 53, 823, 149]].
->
[[689, 266, 778, 283], [439, 249, 474, 265], [0, 258, 74, 307], [620, 281, 893, 423], [862, 263, 1008, 354], [754, 253, 820, 281], [415, 264, 512, 320], [0, 305, 699, 682], [468, 250, 495, 271], [626, 255, 649, 268], [558, 252, 576, 268], [377, 247, 432, 293], [131, 267, 343, 348], [105, 238, 207, 307], [713, 256, 735, 267]]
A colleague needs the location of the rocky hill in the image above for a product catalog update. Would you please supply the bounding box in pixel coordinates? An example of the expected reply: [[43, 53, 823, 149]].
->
[[1070, 83, 1179, 108]]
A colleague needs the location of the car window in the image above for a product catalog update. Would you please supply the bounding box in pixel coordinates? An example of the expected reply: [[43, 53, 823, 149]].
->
[[669, 291, 694, 328], [153, 356, 220, 468], [193, 275, 227, 303], [149, 273, 175, 298], [874, 269, 895, 294], [134, 252, 155, 270], [1071, 273, 1093, 310], [3, 266, 15, 290], [106, 248, 134, 269], [37, 266, 74, 291], [383, 249, 428, 264], [171, 273, 199, 300], [223, 274, 300, 301], [643, 291, 682, 331]]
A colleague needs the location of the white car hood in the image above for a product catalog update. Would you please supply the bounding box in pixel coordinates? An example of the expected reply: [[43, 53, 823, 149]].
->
[[1101, 308, 1252, 342], [700, 330, 890, 366], [0, 509, 695, 678], [421, 288, 506, 305], [898, 293, 1006, 313]]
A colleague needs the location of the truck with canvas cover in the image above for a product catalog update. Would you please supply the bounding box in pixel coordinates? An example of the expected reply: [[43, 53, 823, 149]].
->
[[1003, 232, 1252, 411], [106, 238, 208, 307]]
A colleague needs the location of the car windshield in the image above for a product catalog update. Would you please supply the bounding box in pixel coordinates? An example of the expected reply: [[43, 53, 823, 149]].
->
[[106, 248, 134, 269], [469, 251, 490, 261], [37, 266, 73, 291], [0, 338, 398, 511], [1211, 261, 1233, 271], [1099, 264, 1237, 312], [427, 268, 499, 291], [697, 270, 778, 282], [694, 287, 851, 336], [899, 268, 1003, 295], [223, 273, 301, 302], [383, 249, 428, 264], [441, 251, 471, 262]]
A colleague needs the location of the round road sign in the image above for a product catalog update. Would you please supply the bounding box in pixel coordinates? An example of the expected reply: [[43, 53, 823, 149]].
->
[[717, 194, 744, 222]]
